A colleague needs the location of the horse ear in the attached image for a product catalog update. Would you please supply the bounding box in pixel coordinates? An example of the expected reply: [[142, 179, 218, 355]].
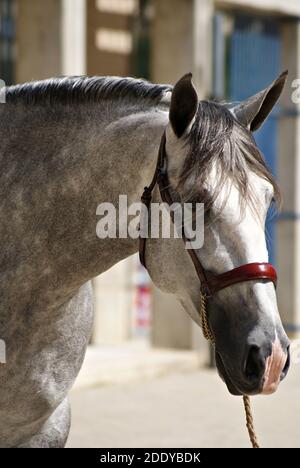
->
[[232, 71, 288, 132], [169, 73, 198, 138]]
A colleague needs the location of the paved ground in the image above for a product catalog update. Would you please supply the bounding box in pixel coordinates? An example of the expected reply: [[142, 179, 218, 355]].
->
[[73, 342, 203, 391], [67, 361, 300, 448]]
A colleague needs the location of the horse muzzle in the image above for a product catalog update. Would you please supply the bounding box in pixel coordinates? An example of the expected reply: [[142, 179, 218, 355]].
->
[[215, 338, 290, 396]]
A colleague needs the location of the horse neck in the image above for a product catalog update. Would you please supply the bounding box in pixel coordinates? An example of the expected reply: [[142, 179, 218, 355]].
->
[[87, 104, 169, 269], [39, 103, 169, 293]]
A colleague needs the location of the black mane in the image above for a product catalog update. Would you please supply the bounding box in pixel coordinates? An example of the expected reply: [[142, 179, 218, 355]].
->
[[4, 76, 172, 106]]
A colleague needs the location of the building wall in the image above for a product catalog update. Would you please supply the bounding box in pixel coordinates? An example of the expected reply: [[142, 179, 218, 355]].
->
[[0, 0, 16, 85], [277, 20, 300, 337], [216, 0, 300, 16], [92, 257, 136, 344], [151, 0, 193, 85], [86, 0, 138, 76], [16, 0, 61, 82], [61, 0, 86, 76], [151, 0, 213, 93], [16, 0, 87, 82]]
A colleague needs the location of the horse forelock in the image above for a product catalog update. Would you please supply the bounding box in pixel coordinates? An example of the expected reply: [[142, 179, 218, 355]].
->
[[177, 100, 281, 219]]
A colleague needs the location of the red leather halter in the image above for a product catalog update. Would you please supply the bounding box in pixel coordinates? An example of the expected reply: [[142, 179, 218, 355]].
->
[[139, 132, 277, 297]]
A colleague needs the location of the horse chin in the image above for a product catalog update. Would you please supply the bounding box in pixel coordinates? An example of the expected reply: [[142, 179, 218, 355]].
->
[[215, 352, 243, 396]]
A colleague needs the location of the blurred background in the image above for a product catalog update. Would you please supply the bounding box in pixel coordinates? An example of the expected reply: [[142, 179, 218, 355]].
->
[[2, 0, 300, 447]]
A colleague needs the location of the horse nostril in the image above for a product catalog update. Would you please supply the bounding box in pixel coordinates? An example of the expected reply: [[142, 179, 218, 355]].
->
[[281, 345, 290, 381], [244, 345, 265, 382]]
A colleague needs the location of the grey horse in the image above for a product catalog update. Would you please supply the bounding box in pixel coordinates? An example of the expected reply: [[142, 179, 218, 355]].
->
[[0, 72, 289, 447]]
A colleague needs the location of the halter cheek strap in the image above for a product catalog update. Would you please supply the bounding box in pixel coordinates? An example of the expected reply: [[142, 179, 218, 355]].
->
[[139, 132, 277, 296]]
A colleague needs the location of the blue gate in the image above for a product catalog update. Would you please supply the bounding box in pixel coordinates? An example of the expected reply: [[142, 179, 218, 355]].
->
[[228, 14, 281, 264]]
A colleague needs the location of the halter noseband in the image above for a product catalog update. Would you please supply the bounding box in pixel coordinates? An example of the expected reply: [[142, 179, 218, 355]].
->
[[139, 132, 277, 297]]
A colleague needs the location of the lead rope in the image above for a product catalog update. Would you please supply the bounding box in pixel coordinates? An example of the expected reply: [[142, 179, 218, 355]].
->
[[200, 292, 260, 448]]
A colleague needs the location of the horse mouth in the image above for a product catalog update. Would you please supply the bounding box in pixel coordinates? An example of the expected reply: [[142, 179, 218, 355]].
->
[[215, 352, 243, 395], [215, 351, 267, 396]]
